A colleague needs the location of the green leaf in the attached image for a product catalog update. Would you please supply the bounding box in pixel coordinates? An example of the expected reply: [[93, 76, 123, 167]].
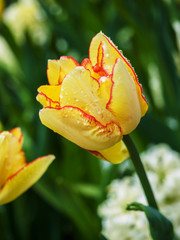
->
[[100, 234, 108, 240], [34, 179, 101, 240], [71, 183, 101, 199], [127, 202, 175, 240]]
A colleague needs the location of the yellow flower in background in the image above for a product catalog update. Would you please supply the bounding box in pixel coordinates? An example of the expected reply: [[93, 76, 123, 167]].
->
[[37, 32, 148, 164], [0, 128, 55, 205], [0, 0, 4, 21], [2, 0, 49, 44]]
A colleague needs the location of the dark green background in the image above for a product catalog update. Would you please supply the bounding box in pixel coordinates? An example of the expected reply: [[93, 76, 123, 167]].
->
[[0, 0, 180, 239]]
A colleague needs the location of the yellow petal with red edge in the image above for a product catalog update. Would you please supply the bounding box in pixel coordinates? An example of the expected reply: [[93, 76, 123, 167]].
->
[[3, 128, 23, 153], [89, 32, 148, 116], [0, 155, 55, 205], [107, 58, 142, 134], [39, 107, 122, 151], [60, 66, 114, 125], [134, 82, 148, 117], [58, 56, 79, 84], [47, 57, 79, 85], [0, 131, 26, 186], [98, 75, 112, 106], [47, 60, 61, 85], [92, 33, 148, 116], [98, 139, 129, 164], [37, 85, 61, 108], [89, 32, 121, 74], [0, 135, 8, 184], [10, 127, 23, 147], [81, 58, 101, 80]]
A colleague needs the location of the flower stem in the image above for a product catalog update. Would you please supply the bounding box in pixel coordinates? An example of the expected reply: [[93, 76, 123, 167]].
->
[[123, 135, 159, 210]]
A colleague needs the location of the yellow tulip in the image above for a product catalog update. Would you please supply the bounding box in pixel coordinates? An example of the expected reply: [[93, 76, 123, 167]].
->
[[0, 0, 4, 21], [0, 128, 55, 205], [37, 32, 148, 164]]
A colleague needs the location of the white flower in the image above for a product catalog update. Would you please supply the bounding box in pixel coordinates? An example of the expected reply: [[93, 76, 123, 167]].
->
[[99, 176, 151, 240], [99, 144, 180, 240], [142, 144, 180, 174]]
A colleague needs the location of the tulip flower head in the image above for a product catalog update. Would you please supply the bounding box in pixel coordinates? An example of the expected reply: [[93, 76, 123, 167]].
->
[[37, 32, 148, 163], [0, 128, 55, 205]]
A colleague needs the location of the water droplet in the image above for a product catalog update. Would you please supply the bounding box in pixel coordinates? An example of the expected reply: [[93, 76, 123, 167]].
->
[[76, 119, 80, 124]]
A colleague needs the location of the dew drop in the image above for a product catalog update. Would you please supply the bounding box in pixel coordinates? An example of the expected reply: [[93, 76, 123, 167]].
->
[[76, 119, 80, 124]]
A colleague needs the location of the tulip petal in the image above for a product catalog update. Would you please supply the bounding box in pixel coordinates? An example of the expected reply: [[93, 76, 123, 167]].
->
[[89, 32, 121, 74], [134, 82, 148, 117], [0, 135, 8, 184], [0, 131, 26, 186], [89, 33, 148, 116], [98, 140, 129, 164], [47, 57, 79, 85], [107, 58, 142, 134], [58, 56, 80, 84], [81, 58, 103, 80], [99, 75, 112, 107], [47, 60, 61, 85], [39, 107, 122, 151], [60, 66, 114, 125], [7, 127, 23, 153], [37, 85, 61, 108], [0, 155, 55, 205], [85, 42, 107, 77], [10, 127, 23, 147]]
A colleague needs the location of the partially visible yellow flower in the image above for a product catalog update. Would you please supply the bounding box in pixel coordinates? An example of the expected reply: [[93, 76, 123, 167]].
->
[[0, 0, 4, 21], [0, 128, 55, 205], [37, 32, 148, 164]]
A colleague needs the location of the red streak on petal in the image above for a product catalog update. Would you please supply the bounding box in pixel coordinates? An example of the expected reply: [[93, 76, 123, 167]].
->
[[86, 150, 106, 160], [97, 41, 103, 66], [101, 33, 147, 104], [96, 42, 109, 76], [61, 105, 105, 127], [38, 92, 60, 108], [18, 132, 23, 143], [9, 127, 23, 143], [81, 58, 89, 66], [93, 63, 101, 72], [91, 75, 100, 86], [106, 78, 114, 112], [93, 64, 107, 77], [5, 155, 53, 183], [105, 59, 118, 111], [7, 164, 26, 181], [42, 104, 121, 135]]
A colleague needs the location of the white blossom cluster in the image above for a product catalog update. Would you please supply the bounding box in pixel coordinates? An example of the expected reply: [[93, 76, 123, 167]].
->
[[99, 144, 180, 240]]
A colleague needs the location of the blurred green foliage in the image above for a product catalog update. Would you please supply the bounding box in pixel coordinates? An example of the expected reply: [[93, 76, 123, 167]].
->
[[0, 0, 180, 239]]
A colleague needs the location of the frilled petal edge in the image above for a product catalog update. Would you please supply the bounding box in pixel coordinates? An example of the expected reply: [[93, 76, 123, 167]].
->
[[89, 32, 148, 116], [39, 107, 122, 151]]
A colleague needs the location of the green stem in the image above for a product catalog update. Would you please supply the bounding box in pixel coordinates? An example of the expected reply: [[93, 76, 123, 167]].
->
[[123, 135, 159, 210]]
